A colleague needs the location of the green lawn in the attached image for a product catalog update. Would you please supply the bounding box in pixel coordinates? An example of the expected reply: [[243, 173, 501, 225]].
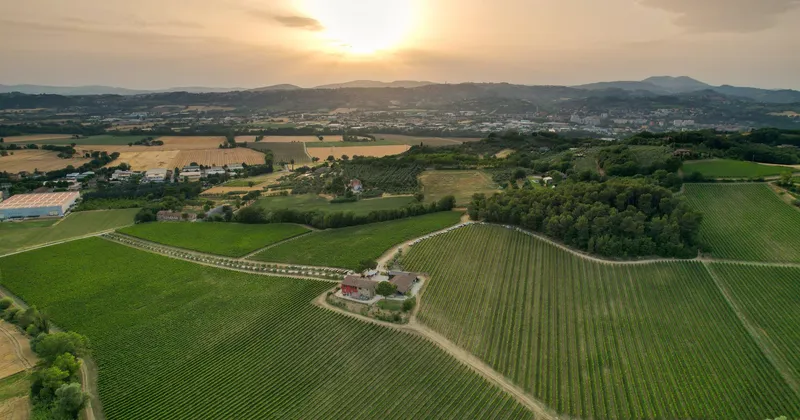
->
[[684, 183, 800, 262], [0, 238, 534, 419], [249, 211, 463, 269], [683, 159, 796, 178], [256, 194, 417, 215], [0, 208, 139, 255], [118, 222, 310, 257]]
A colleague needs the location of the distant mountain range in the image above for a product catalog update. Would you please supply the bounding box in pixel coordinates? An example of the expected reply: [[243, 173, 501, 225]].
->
[[574, 76, 800, 104], [1, 77, 799, 104]]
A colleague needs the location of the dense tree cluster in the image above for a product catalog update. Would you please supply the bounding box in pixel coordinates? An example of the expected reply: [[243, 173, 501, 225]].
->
[[234, 196, 456, 230], [597, 146, 682, 176], [468, 179, 702, 258]]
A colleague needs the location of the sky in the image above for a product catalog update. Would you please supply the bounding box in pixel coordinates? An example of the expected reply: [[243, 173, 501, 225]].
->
[[1, 0, 799, 89]]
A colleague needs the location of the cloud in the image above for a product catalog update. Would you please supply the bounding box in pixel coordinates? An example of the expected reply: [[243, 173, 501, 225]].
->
[[638, 0, 799, 32], [245, 9, 324, 31]]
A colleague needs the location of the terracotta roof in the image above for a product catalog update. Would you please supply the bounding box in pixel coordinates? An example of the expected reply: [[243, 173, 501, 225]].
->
[[390, 273, 416, 294], [342, 275, 378, 291]]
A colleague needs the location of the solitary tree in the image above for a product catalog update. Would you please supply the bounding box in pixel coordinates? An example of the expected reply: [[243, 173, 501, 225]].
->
[[376, 282, 398, 297]]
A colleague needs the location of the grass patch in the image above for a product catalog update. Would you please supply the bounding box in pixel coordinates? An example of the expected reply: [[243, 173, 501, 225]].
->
[[683, 159, 796, 178], [255, 194, 417, 215], [0, 238, 534, 419], [223, 172, 285, 188], [419, 170, 500, 207], [685, 183, 800, 262], [118, 222, 310, 257], [0, 208, 139, 255], [0, 371, 31, 400], [250, 211, 463, 269]]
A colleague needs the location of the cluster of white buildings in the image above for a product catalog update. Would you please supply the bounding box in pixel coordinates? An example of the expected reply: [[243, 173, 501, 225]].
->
[[111, 164, 245, 184]]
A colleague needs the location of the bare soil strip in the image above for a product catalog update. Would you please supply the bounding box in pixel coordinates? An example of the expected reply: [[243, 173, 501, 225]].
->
[[702, 262, 800, 397]]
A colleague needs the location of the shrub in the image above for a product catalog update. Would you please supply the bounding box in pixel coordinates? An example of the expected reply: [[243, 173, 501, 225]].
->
[[0, 297, 13, 310], [402, 297, 417, 312], [33, 332, 90, 362]]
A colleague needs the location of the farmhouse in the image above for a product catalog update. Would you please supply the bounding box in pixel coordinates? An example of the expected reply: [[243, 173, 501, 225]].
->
[[111, 170, 136, 181], [204, 167, 226, 176], [156, 211, 197, 222], [349, 179, 363, 193], [388, 271, 418, 295], [227, 163, 244, 173], [0, 192, 80, 220], [341, 275, 378, 299]]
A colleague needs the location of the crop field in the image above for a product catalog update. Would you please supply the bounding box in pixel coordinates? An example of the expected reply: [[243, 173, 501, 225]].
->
[[221, 171, 286, 187], [236, 135, 345, 143], [372, 134, 482, 147], [250, 211, 463, 269], [2, 134, 75, 143], [118, 222, 310, 257], [247, 142, 311, 164], [306, 145, 411, 160], [0, 208, 138, 255], [402, 224, 800, 419], [154, 136, 225, 149], [0, 372, 31, 419], [172, 148, 266, 168], [709, 263, 800, 383], [255, 194, 417, 215], [5, 135, 153, 146], [305, 140, 402, 148], [106, 150, 181, 171], [0, 321, 37, 379], [0, 149, 90, 173], [419, 170, 500, 206], [683, 159, 796, 178], [684, 183, 800, 262], [0, 238, 534, 419]]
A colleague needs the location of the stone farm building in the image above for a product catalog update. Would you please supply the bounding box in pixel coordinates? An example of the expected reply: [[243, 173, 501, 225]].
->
[[341, 275, 378, 299]]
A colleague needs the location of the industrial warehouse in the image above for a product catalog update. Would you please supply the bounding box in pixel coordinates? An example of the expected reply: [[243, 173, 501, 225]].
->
[[0, 192, 80, 220]]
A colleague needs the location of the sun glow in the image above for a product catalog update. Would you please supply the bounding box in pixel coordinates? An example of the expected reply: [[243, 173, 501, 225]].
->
[[300, 0, 417, 55]]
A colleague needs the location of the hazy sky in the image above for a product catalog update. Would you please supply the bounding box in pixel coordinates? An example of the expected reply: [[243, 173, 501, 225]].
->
[[1, 0, 798, 89]]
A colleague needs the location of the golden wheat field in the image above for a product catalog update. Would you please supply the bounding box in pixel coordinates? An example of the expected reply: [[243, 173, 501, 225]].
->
[[2, 134, 75, 143], [0, 150, 90, 173], [235, 135, 344, 143]]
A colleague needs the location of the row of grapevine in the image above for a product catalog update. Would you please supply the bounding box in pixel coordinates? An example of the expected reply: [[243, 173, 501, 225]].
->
[[684, 183, 800, 263], [403, 224, 800, 419], [711, 263, 800, 382], [0, 237, 536, 419]]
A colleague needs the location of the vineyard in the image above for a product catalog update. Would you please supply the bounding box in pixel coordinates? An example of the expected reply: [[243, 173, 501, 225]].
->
[[710, 263, 800, 382], [247, 142, 311, 164], [118, 222, 310, 257], [0, 238, 535, 419], [684, 183, 800, 262], [340, 162, 424, 194], [255, 194, 417, 215], [683, 159, 796, 178], [249, 211, 463, 269], [402, 224, 800, 419]]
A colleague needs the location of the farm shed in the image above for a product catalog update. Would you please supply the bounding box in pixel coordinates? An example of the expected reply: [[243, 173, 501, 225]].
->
[[0, 192, 80, 220]]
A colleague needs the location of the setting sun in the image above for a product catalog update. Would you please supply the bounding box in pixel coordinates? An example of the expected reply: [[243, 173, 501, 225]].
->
[[300, 0, 417, 55]]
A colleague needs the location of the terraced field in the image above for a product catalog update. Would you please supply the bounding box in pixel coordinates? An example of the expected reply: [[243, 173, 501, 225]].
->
[[0, 208, 139, 255], [0, 238, 534, 419], [710, 263, 800, 383], [684, 183, 800, 262], [403, 224, 800, 419], [250, 212, 463, 269], [118, 222, 310, 257]]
